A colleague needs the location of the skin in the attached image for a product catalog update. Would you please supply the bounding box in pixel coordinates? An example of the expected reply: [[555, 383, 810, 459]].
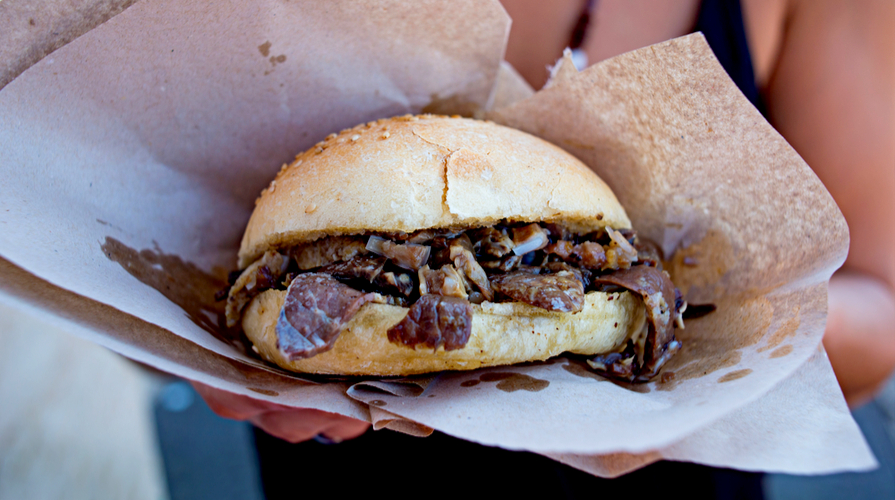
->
[[197, 0, 895, 440], [192, 382, 369, 443]]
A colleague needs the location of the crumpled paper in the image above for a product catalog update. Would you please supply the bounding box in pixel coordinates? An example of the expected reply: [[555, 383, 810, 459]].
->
[[0, 0, 874, 476]]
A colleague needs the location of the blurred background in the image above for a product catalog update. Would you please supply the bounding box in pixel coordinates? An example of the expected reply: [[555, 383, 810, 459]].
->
[[1, 303, 893, 499]]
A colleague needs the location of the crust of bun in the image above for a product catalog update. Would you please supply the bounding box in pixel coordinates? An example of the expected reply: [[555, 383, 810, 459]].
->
[[243, 289, 646, 376], [238, 115, 630, 268]]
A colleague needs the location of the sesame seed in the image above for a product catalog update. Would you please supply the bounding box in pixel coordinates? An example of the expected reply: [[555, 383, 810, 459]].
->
[[382, 131, 390, 139], [326, 133, 337, 140], [351, 134, 361, 141], [315, 147, 323, 154], [305, 203, 317, 214]]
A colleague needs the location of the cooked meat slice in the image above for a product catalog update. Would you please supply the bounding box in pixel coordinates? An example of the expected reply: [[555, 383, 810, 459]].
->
[[545, 240, 607, 270], [418, 264, 468, 298], [634, 239, 663, 268], [543, 262, 591, 289], [387, 294, 473, 351], [587, 341, 638, 380], [319, 255, 387, 282], [449, 234, 493, 300], [471, 227, 515, 258], [275, 273, 378, 360], [366, 236, 431, 271], [292, 236, 368, 270], [543, 223, 573, 242], [373, 270, 415, 297], [479, 254, 523, 272], [591, 266, 681, 381], [225, 251, 289, 327], [490, 270, 585, 312]]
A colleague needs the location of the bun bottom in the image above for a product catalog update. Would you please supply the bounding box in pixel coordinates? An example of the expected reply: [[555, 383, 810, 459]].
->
[[243, 289, 646, 376]]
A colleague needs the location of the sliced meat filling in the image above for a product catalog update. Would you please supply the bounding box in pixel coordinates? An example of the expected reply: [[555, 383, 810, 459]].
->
[[366, 236, 430, 271], [320, 255, 387, 283], [546, 240, 607, 269], [225, 251, 290, 327], [490, 270, 585, 313], [418, 264, 469, 298], [449, 234, 493, 300], [292, 236, 368, 270], [387, 294, 473, 351], [471, 226, 514, 258], [275, 273, 379, 360], [227, 221, 685, 380], [589, 266, 682, 381]]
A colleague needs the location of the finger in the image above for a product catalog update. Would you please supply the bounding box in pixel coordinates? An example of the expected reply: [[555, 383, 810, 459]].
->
[[191, 381, 282, 421], [251, 409, 369, 444], [319, 418, 371, 442]]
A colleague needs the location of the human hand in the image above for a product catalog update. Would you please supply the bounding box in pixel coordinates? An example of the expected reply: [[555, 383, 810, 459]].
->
[[823, 273, 895, 408], [192, 382, 370, 443]]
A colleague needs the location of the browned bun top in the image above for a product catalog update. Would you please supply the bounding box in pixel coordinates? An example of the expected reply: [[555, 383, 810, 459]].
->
[[238, 115, 630, 268]]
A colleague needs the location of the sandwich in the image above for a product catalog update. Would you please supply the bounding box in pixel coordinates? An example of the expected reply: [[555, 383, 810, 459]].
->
[[221, 115, 684, 380]]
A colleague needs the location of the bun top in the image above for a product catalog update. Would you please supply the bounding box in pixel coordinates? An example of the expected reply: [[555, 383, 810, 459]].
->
[[238, 115, 630, 268]]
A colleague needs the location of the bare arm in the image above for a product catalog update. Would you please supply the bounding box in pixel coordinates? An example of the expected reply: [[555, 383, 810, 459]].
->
[[764, 0, 895, 406]]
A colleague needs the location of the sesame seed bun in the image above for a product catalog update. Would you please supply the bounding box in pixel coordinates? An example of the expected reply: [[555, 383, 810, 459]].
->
[[238, 115, 630, 268]]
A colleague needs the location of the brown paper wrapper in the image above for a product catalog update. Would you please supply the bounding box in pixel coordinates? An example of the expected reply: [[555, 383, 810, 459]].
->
[[0, 0, 874, 476]]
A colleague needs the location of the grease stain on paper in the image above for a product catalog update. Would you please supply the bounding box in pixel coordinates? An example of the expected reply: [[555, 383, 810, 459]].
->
[[656, 295, 773, 391], [248, 387, 279, 396], [100, 236, 232, 344], [258, 40, 287, 74], [460, 372, 549, 393], [718, 369, 752, 383], [769, 344, 793, 358], [757, 306, 801, 352]]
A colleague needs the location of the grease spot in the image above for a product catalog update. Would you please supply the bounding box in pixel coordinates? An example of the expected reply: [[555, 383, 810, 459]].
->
[[460, 380, 480, 388], [758, 307, 801, 352], [248, 387, 279, 396], [473, 372, 550, 393], [258, 41, 271, 57], [656, 295, 772, 391], [659, 371, 675, 383], [718, 369, 752, 383], [100, 236, 231, 344], [369, 400, 387, 407], [769, 344, 793, 358]]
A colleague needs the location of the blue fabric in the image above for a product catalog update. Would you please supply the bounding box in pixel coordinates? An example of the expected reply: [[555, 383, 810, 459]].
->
[[693, 0, 768, 117]]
